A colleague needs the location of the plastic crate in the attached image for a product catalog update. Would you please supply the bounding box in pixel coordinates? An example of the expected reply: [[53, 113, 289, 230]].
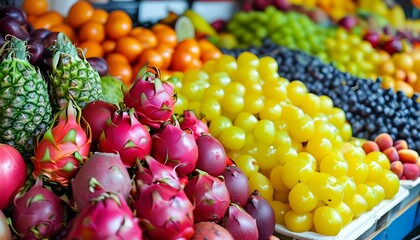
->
[[275, 187, 409, 240]]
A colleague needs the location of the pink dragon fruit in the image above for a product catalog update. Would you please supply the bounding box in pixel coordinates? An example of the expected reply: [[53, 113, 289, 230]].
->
[[12, 177, 66, 239], [71, 152, 132, 212], [66, 192, 142, 239], [98, 108, 152, 167], [179, 110, 209, 140], [151, 120, 198, 177], [133, 183, 195, 240], [135, 155, 181, 190], [184, 170, 231, 223], [31, 98, 91, 187], [123, 65, 176, 129]]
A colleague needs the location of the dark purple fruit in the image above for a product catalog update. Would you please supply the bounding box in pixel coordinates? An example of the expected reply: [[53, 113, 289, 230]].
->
[[87, 57, 109, 77], [30, 28, 51, 41], [222, 166, 249, 207], [0, 6, 27, 26], [244, 190, 275, 240], [27, 38, 45, 66], [0, 16, 29, 40]]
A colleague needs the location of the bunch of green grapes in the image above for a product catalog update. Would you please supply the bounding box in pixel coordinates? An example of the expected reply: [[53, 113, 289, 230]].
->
[[172, 52, 400, 236], [226, 7, 334, 56], [323, 28, 383, 79]]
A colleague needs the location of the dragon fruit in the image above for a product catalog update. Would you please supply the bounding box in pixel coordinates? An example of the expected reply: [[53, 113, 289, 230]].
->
[[31, 98, 91, 187], [135, 155, 181, 190], [98, 108, 152, 167], [151, 120, 198, 177], [221, 203, 259, 240], [12, 177, 66, 239], [184, 170, 231, 223], [123, 65, 176, 129], [133, 183, 195, 240], [179, 110, 209, 140], [66, 192, 142, 239], [71, 152, 132, 212]]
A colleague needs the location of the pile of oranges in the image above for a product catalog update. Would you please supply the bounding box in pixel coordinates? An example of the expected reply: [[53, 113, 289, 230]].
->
[[22, 0, 222, 86]]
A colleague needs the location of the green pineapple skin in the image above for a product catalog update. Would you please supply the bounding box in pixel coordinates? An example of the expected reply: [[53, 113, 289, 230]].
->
[[50, 33, 103, 112], [0, 58, 52, 156]]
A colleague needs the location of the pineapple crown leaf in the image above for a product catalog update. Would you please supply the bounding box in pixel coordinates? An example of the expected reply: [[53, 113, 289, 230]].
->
[[0, 35, 28, 61], [54, 33, 78, 58]]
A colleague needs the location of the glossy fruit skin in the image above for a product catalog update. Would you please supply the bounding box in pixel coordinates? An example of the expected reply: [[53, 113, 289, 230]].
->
[[67, 192, 142, 239], [191, 222, 234, 240], [12, 177, 66, 239], [195, 133, 228, 177], [184, 171, 231, 223], [98, 109, 152, 167], [244, 190, 275, 240], [151, 121, 199, 177], [71, 152, 132, 212], [222, 166, 250, 207], [0, 209, 11, 240], [133, 183, 194, 240], [0, 144, 27, 210], [105, 10, 132, 40]]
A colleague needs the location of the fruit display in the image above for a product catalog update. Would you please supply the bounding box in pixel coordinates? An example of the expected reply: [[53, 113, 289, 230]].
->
[[221, 39, 420, 155], [363, 133, 420, 181], [173, 51, 401, 235]]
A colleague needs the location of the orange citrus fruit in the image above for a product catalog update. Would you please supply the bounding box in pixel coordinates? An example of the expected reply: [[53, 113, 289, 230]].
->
[[115, 36, 143, 63], [22, 0, 48, 16], [91, 8, 109, 24], [137, 48, 164, 69], [77, 40, 104, 58], [130, 27, 158, 49], [78, 20, 105, 43], [67, 1, 94, 29], [105, 10, 133, 40], [106, 53, 129, 65], [108, 62, 133, 86], [32, 11, 64, 30]]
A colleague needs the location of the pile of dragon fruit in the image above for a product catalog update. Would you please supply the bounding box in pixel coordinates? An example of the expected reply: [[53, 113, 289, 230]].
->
[[0, 66, 276, 239]]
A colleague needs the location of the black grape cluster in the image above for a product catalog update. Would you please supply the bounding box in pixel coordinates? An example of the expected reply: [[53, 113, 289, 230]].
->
[[222, 39, 420, 153]]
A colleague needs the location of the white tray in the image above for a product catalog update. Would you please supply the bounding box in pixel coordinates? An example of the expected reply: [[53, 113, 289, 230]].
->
[[400, 177, 420, 190], [275, 187, 409, 240]]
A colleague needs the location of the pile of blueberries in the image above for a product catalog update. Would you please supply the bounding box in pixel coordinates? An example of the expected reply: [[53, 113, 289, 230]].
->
[[222, 39, 420, 153]]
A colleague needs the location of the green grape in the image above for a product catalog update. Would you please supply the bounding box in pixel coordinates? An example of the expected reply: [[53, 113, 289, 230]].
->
[[345, 194, 367, 218], [287, 80, 308, 106], [320, 153, 349, 178], [231, 67, 260, 84], [306, 136, 333, 162], [289, 114, 315, 143], [347, 159, 369, 184], [181, 81, 209, 102], [299, 93, 321, 118], [218, 126, 246, 151], [307, 172, 344, 207], [282, 157, 316, 189], [237, 51, 259, 68], [258, 56, 278, 78], [262, 79, 288, 101], [376, 169, 400, 199], [208, 115, 232, 138], [270, 165, 289, 192], [235, 154, 259, 177], [187, 101, 201, 117], [270, 200, 290, 225], [201, 60, 217, 73], [208, 71, 231, 86], [259, 99, 282, 121], [234, 111, 258, 133], [243, 94, 265, 114], [281, 105, 305, 124], [224, 82, 246, 96], [289, 183, 318, 214], [335, 202, 353, 227], [216, 55, 238, 75], [284, 210, 313, 233], [248, 172, 274, 200], [253, 119, 276, 146], [221, 93, 244, 114], [252, 143, 277, 170], [182, 70, 209, 84], [174, 94, 189, 115], [338, 176, 357, 202], [356, 183, 378, 211], [199, 98, 221, 121], [203, 84, 225, 101], [313, 206, 343, 236]]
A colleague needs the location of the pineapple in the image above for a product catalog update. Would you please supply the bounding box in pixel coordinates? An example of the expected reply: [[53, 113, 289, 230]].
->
[[49, 33, 103, 111], [0, 36, 52, 156]]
